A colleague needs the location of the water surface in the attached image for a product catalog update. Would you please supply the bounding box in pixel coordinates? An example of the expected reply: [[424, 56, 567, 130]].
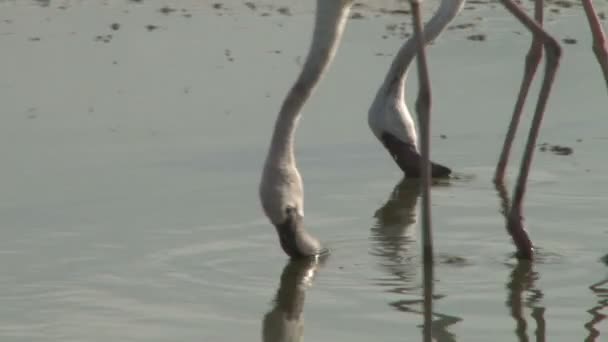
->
[[1, 1, 608, 341]]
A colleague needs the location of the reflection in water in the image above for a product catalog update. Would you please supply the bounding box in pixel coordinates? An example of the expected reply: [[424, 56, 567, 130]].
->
[[371, 178, 461, 341], [584, 255, 608, 341], [498, 183, 546, 341], [261, 256, 327, 342], [371, 178, 421, 294], [506, 260, 546, 342]]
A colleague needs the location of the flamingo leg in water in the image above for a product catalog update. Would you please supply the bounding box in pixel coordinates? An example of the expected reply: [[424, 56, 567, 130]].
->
[[582, 0, 608, 91], [410, 0, 434, 267], [500, 0, 562, 260], [494, 0, 544, 184], [409, 4, 435, 340]]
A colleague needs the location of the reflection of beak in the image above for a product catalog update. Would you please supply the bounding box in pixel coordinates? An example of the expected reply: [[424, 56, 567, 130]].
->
[[262, 255, 328, 342], [274, 212, 325, 258], [375, 177, 422, 221]]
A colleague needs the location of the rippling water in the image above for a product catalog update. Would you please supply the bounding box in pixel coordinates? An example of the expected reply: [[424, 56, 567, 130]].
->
[[1, 0, 608, 341]]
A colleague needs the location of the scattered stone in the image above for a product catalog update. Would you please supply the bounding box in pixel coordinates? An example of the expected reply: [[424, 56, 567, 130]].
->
[[277, 6, 291, 16], [244, 2, 256, 10], [538, 142, 573, 156], [467, 33, 486, 41], [212, 3, 223, 10], [448, 23, 475, 30], [552, 146, 573, 155], [225, 49, 234, 62], [562, 37, 577, 44], [385, 9, 410, 15], [94, 34, 112, 43], [553, 0, 573, 8], [440, 134, 447, 139], [26, 107, 37, 119], [351, 12, 365, 19], [28, 37, 41, 41], [110, 23, 120, 31], [146, 24, 158, 31], [159, 6, 176, 15]]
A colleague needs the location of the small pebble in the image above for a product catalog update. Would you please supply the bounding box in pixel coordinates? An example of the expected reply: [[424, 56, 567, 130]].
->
[[467, 34, 486, 41], [277, 6, 292, 16]]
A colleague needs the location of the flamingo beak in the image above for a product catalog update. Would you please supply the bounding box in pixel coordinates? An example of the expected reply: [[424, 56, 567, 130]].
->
[[274, 211, 326, 258]]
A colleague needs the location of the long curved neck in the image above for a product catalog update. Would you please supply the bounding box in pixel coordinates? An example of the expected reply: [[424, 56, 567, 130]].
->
[[380, 0, 465, 101], [266, 0, 352, 167]]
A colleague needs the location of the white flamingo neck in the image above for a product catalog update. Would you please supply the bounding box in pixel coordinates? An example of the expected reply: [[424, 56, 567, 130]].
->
[[265, 0, 352, 168], [380, 0, 465, 98], [368, 0, 465, 143]]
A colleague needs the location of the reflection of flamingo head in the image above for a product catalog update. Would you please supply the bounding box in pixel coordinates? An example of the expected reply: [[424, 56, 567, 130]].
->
[[374, 178, 421, 227], [262, 256, 327, 342]]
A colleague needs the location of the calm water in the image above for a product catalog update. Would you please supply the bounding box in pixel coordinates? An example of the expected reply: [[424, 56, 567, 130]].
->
[[1, 1, 608, 341]]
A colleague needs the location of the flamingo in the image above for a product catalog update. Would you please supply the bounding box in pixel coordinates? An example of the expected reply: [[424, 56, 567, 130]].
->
[[410, 0, 607, 260], [487, 0, 607, 259], [258, 0, 350, 258], [259, 0, 462, 258], [259, 0, 607, 258], [495, 0, 608, 186]]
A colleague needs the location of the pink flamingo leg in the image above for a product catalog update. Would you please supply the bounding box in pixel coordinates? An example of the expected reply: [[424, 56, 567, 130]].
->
[[410, 0, 434, 267], [410, 1, 434, 339], [494, 0, 544, 184], [582, 0, 608, 90], [500, 0, 562, 260]]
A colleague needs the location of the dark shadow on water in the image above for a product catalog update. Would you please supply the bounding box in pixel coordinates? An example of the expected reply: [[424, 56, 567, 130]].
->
[[261, 255, 328, 342], [370, 178, 462, 341], [584, 254, 608, 341]]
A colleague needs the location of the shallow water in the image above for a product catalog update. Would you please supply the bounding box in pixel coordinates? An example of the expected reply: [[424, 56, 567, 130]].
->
[[1, 0, 608, 341]]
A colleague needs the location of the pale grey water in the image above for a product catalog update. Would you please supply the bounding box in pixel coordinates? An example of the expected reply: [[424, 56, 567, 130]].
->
[[1, 0, 608, 341]]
